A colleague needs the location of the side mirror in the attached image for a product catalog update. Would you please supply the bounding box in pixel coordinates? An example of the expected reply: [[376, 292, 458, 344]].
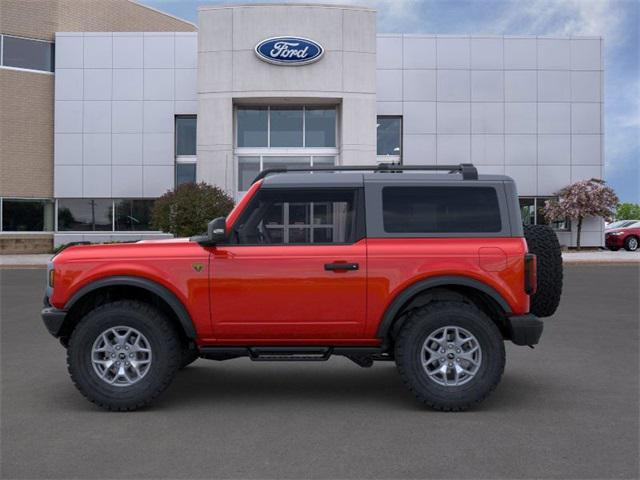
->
[[207, 217, 227, 244], [192, 216, 227, 246]]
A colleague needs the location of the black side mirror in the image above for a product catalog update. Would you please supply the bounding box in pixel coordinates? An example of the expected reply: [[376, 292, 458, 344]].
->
[[207, 217, 227, 244], [191, 216, 227, 246]]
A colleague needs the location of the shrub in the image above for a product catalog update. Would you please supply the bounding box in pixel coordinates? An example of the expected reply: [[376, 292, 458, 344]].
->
[[151, 183, 235, 237]]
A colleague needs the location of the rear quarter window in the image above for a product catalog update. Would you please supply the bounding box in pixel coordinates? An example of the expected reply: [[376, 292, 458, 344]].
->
[[382, 186, 502, 233]]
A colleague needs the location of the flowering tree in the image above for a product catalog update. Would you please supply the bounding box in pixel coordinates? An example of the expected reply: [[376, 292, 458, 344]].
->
[[543, 179, 618, 250]]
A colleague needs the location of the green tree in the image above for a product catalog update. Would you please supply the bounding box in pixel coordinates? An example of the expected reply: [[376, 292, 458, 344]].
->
[[616, 202, 640, 220], [151, 182, 235, 237]]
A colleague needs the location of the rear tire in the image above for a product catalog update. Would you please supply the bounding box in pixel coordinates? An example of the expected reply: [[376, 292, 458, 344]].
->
[[624, 236, 638, 252], [67, 300, 181, 411], [524, 224, 563, 317], [395, 301, 505, 411]]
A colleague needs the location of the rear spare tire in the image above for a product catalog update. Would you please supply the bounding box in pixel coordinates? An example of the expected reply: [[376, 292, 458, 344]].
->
[[524, 224, 563, 317]]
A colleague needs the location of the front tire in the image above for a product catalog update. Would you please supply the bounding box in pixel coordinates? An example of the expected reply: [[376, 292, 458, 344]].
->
[[395, 301, 505, 411], [624, 236, 638, 251], [180, 343, 199, 369], [67, 300, 181, 411]]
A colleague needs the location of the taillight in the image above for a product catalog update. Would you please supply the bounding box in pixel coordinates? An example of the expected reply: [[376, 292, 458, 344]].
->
[[524, 253, 537, 295]]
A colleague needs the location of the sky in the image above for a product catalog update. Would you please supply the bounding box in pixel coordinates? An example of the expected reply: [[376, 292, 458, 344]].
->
[[141, 0, 639, 203]]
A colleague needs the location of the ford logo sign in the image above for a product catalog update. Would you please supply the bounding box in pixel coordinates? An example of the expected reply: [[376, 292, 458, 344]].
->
[[255, 37, 324, 66]]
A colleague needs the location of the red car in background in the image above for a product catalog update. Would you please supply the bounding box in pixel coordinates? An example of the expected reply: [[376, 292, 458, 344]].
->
[[605, 221, 640, 251]]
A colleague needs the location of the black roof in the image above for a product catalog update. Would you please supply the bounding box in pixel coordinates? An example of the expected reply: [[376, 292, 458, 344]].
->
[[257, 164, 513, 189]]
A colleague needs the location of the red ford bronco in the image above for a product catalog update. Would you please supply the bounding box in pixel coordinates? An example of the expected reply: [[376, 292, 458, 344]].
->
[[42, 164, 562, 411]]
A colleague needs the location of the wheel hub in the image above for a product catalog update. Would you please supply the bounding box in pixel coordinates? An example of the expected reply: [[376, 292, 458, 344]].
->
[[91, 326, 152, 387], [421, 326, 482, 386]]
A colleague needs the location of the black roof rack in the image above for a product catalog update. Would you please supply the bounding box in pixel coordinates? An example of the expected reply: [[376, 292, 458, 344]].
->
[[252, 163, 478, 183]]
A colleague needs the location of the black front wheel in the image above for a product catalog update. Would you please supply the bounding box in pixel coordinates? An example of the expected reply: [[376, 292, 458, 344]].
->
[[624, 236, 638, 251], [395, 301, 505, 411], [67, 300, 181, 411]]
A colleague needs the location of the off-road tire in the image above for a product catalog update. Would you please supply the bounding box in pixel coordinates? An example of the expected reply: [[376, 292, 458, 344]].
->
[[180, 343, 199, 369], [524, 224, 563, 317], [624, 235, 638, 252], [67, 300, 181, 411], [395, 301, 505, 411]]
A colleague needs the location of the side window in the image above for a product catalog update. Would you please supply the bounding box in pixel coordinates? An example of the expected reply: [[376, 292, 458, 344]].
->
[[233, 189, 359, 245], [382, 186, 502, 233]]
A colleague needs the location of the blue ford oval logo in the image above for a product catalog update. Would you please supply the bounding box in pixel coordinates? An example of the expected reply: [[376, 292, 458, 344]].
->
[[255, 37, 324, 66]]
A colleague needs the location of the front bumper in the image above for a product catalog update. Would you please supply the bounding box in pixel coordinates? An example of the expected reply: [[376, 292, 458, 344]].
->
[[507, 314, 543, 346], [42, 296, 67, 337], [605, 234, 624, 248]]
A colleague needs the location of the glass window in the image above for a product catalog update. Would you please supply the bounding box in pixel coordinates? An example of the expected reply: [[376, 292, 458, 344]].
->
[[237, 108, 268, 147], [114, 199, 155, 231], [377, 116, 402, 156], [57, 199, 112, 231], [175, 116, 196, 156], [262, 156, 310, 171], [312, 156, 336, 167], [536, 197, 570, 231], [238, 156, 260, 191], [233, 189, 357, 245], [1, 199, 53, 231], [305, 108, 336, 147], [382, 187, 502, 233], [1, 35, 54, 72], [270, 107, 303, 147], [519, 198, 535, 225], [176, 163, 196, 186]]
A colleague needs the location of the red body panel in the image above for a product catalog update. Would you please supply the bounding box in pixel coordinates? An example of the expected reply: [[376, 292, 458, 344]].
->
[[206, 240, 368, 344], [49, 182, 531, 347], [50, 241, 213, 339], [365, 238, 529, 338], [605, 226, 640, 248]]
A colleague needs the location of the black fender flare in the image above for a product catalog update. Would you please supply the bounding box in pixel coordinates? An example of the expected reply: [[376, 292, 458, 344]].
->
[[376, 275, 512, 339], [65, 276, 197, 339]]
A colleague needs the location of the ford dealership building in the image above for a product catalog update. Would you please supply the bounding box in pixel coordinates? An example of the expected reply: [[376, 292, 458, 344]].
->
[[0, 2, 604, 251]]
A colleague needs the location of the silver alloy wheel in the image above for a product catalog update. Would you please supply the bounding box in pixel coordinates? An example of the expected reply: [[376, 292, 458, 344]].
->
[[421, 326, 482, 386], [91, 326, 152, 387], [628, 237, 638, 250]]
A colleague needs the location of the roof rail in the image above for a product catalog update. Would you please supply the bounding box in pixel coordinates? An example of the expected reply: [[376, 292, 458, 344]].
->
[[252, 163, 478, 183]]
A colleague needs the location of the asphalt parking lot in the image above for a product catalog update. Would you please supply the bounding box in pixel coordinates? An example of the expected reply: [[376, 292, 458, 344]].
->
[[1, 265, 638, 479]]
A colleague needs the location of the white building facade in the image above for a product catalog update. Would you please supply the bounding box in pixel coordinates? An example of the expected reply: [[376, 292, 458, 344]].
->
[[52, 3, 604, 247]]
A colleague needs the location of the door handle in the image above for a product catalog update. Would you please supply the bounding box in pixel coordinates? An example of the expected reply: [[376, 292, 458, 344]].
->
[[324, 262, 359, 271]]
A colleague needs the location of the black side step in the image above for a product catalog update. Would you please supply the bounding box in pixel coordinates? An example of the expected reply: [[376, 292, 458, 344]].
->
[[199, 346, 388, 364], [249, 347, 331, 361]]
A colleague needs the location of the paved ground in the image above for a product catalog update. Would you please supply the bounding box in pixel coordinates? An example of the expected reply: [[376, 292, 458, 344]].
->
[[1, 249, 639, 268], [1, 266, 638, 479]]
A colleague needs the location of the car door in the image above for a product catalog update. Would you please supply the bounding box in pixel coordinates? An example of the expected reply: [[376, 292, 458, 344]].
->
[[208, 187, 367, 342]]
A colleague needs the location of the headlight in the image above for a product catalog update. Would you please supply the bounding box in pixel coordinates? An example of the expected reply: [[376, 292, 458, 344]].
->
[[609, 231, 624, 236]]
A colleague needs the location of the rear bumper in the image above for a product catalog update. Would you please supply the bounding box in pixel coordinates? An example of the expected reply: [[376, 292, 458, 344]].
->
[[507, 314, 543, 346]]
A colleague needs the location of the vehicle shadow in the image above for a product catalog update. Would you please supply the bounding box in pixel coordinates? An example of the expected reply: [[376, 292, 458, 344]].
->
[[155, 359, 546, 412]]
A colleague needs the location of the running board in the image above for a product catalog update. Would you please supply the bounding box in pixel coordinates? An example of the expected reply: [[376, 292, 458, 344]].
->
[[199, 346, 389, 365], [250, 347, 332, 361]]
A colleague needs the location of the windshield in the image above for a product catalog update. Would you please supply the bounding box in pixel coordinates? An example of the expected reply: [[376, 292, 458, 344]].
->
[[607, 220, 637, 229]]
